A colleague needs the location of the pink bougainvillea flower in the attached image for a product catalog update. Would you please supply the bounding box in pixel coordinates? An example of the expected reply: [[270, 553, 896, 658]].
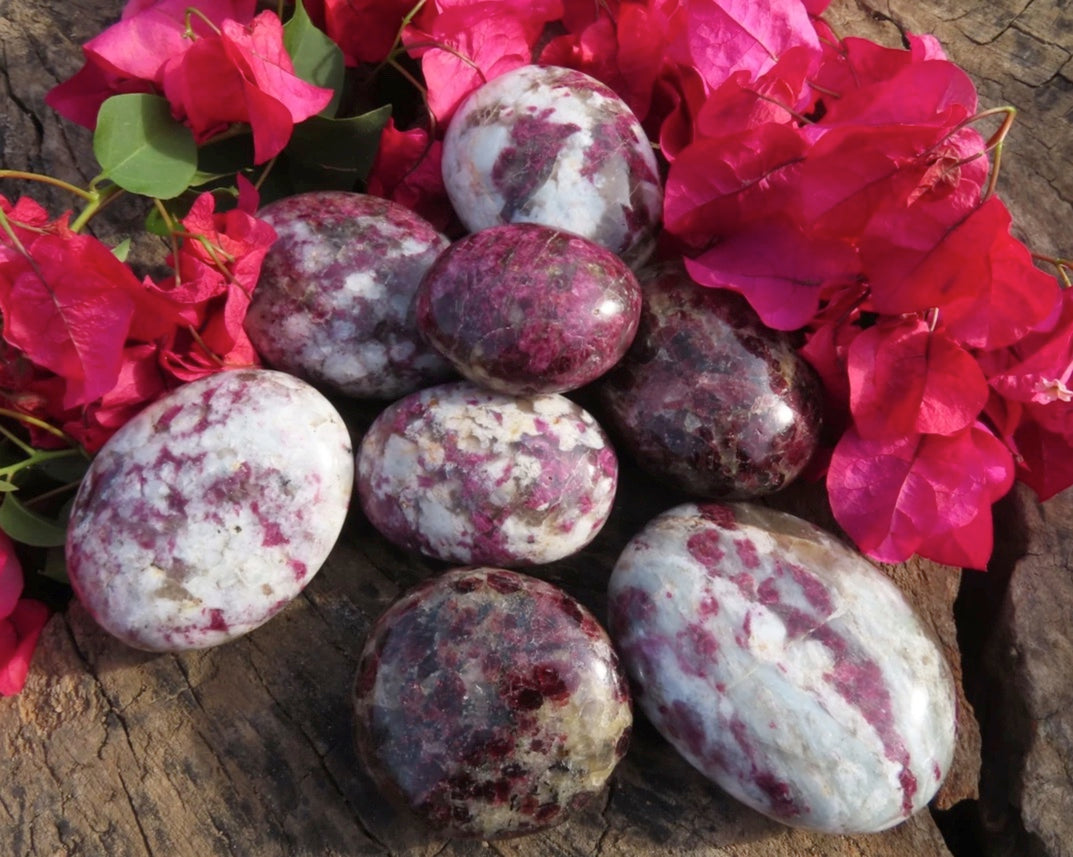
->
[[0, 197, 180, 410], [0, 531, 50, 697], [797, 123, 987, 241], [1009, 412, 1073, 501], [684, 215, 860, 330], [153, 189, 276, 381], [981, 287, 1073, 500], [161, 12, 333, 163], [649, 63, 707, 161], [663, 122, 807, 246], [678, 0, 821, 91], [0, 532, 21, 620], [846, 317, 990, 439], [539, 1, 668, 122], [827, 423, 1015, 569], [861, 195, 1061, 349], [691, 45, 816, 142], [0, 600, 51, 697], [406, 1, 564, 124], [303, 0, 416, 65], [987, 287, 1073, 405], [809, 50, 977, 137], [45, 0, 257, 128], [1, 187, 273, 452], [366, 119, 455, 232]]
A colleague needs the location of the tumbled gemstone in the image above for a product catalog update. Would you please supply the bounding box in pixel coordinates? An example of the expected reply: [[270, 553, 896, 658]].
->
[[353, 567, 632, 839], [416, 223, 642, 395], [356, 381, 618, 566], [597, 264, 823, 498], [607, 501, 957, 834], [65, 369, 353, 651], [244, 191, 453, 399], [442, 64, 663, 268]]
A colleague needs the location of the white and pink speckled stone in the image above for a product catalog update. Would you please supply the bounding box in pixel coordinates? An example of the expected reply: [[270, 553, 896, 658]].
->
[[65, 369, 354, 652], [356, 381, 618, 566], [608, 502, 957, 834], [245, 191, 454, 399], [442, 65, 663, 268]]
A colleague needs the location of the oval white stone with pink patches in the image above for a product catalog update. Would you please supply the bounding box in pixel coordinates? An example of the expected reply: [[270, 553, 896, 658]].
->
[[245, 191, 454, 399], [608, 502, 957, 834], [356, 381, 618, 566], [442, 65, 663, 268], [65, 369, 354, 652]]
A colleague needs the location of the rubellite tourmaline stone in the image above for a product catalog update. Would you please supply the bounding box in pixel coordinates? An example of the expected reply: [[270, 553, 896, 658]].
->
[[607, 502, 957, 834], [65, 369, 354, 652], [356, 381, 618, 566], [596, 265, 823, 498], [416, 223, 642, 394], [244, 191, 453, 399], [353, 567, 633, 839], [441, 64, 663, 268]]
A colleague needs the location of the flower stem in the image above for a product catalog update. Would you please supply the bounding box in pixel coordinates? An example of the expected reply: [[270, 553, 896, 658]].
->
[[0, 408, 81, 447], [1031, 252, 1073, 288], [69, 183, 124, 232], [0, 169, 94, 201]]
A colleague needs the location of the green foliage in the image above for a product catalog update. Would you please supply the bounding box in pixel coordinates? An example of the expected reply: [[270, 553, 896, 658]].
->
[[285, 105, 392, 192], [0, 493, 68, 548], [93, 94, 198, 199], [284, 0, 345, 118]]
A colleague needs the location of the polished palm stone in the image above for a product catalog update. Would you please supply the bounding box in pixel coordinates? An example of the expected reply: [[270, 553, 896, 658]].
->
[[244, 191, 453, 399], [356, 381, 618, 566], [607, 502, 957, 834], [353, 567, 633, 839], [596, 264, 823, 499], [65, 369, 353, 652], [442, 64, 663, 268], [416, 223, 642, 394]]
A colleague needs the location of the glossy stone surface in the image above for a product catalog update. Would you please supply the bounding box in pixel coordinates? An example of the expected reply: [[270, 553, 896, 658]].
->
[[607, 502, 957, 834], [416, 223, 642, 394], [65, 370, 353, 652], [244, 191, 453, 399], [442, 64, 663, 268], [356, 381, 617, 566], [597, 265, 823, 498], [353, 567, 632, 839]]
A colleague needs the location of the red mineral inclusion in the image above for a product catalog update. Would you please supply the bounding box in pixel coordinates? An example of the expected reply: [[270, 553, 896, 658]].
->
[[352, 568, 632, 840]]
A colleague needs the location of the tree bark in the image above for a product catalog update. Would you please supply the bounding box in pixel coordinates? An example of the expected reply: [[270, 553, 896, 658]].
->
[[2, 1, 1071, 855]]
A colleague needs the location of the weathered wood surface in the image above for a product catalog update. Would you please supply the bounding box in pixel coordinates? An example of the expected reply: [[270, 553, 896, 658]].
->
[[1, 0, 1071, 855]]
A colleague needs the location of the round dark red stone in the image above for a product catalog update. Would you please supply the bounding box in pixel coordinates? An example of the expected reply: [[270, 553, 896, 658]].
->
[[352, 567, 632, 839], [416, 223, 642, 395], [596, 264, 823, 498]]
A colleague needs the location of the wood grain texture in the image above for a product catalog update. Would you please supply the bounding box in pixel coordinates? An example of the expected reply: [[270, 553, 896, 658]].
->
[[3, 0, 1072, 854]]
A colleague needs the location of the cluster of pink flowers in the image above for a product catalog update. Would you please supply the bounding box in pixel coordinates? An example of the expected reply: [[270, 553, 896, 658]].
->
[[46, 0, 333, 164], [0, 187, 275, 454], [1, 0, 1070, 693]]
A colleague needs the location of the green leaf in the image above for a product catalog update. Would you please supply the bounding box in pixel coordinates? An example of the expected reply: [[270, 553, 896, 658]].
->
[[93, 94, 198, 199], [37, 453, 90, 485], [0, 493, 68, 548], [40, 546, 70, 585], [0, 478, 17, 492], [111, 237, 132, 262], [193, 133, 256, 186], [284, 0, 345, 118], [285, 105, 392, 193]]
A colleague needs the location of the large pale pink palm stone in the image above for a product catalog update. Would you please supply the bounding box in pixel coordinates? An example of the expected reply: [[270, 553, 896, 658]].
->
[[608, 502, 957, 834], [66, 369, 353, 652]]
